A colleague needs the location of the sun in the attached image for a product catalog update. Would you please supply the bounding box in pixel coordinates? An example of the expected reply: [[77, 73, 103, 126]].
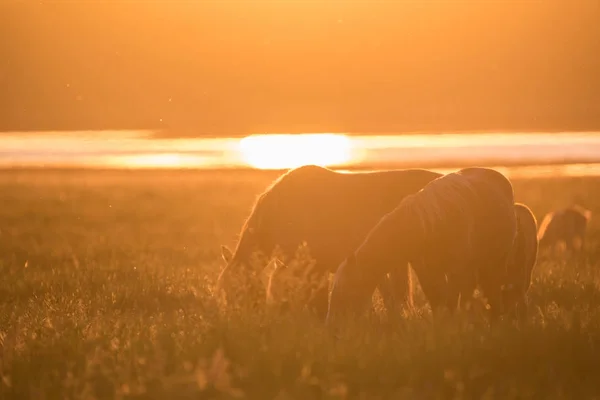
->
[[239, 134, 352, 170]]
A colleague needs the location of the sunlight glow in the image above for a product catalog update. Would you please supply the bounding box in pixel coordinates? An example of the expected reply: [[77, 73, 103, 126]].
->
[[239, 134, 352, 170], [110, 153, 211, 169]]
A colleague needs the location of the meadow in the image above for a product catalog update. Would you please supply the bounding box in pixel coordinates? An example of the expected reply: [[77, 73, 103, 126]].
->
[[1, 168, 600, 399]]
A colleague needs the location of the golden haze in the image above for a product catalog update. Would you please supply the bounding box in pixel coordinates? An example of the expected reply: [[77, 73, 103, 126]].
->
[[3, 1, 600, 134]]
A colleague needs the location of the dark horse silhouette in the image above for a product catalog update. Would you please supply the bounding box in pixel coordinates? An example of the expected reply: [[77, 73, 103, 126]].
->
[[537, 205, 591, 256], [217, 165, 442, 318], [326, 167, 517, 324], [502, 203, 539, 323]]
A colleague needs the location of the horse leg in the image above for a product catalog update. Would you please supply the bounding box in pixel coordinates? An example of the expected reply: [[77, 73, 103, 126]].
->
[[307, 284, 330, 321], [305, 268, 331, 320], [410, 263, 451, 315], [444, 277, 462, 312], [453, 267, 478, 313], [513, 290, 529, 326], [478, 260, 509, 321], [427, 255, 471, 314], [376, 274, 394, 312], [379, 262, 413, 315]]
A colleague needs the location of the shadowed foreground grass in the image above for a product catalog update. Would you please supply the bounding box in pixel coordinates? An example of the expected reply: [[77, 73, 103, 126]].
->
[[1, 169, 600, 399]]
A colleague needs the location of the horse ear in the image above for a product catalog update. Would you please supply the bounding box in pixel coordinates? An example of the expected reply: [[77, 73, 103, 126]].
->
[[221, 245, 233, 264]]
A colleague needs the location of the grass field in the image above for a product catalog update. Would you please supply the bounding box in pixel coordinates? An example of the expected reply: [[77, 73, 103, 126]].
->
[[1, 168, 600, 399]]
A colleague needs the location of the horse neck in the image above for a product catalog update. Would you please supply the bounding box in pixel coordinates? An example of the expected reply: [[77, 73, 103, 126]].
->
[[229, 233, 262, 273], [355, 203, 421, 278]]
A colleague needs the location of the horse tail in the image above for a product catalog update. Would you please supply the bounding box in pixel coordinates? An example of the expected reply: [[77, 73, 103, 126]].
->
[[536, 211, 555, 243]]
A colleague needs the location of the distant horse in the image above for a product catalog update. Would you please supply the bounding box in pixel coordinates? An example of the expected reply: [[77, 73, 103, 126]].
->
[[537, 205, 592, 256], [326, 167, 517, 324], [502, 203, 539, 322], [216, 165, 442, 318]]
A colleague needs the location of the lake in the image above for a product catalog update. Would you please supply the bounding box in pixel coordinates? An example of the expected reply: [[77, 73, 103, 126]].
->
[[2, 130, 600, 179]]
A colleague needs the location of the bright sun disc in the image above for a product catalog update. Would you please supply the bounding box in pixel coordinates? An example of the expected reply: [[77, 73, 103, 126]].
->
[[239, 134, 352, 170]]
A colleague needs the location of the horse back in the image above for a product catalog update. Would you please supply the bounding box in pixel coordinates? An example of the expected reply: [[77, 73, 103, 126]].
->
[[444, 168, 517, 260], [256, 167, 440, 266]]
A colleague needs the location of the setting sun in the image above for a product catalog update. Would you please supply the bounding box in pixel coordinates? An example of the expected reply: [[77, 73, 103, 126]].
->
[[238, 134, 352, 170]]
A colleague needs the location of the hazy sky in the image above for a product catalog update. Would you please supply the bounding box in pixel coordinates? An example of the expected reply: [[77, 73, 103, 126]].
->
[[2, 1, 600, 135]]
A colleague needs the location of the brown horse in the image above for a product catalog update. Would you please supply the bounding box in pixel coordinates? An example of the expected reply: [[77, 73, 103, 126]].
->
[[502, 203, 539, 322], [326, 167, 517, 324], [537, 205, 592, 256], [217, 165, 442, 318]]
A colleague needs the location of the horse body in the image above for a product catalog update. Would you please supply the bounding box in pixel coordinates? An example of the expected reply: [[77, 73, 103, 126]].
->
[[217, 165, 442, 317], [503, 203, 539, 321], [537, 205, 591, 254], [326, 167, 517, 323]]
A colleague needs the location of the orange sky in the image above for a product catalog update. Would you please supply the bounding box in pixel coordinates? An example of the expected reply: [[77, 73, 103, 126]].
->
[[2, 1, 600, 135]]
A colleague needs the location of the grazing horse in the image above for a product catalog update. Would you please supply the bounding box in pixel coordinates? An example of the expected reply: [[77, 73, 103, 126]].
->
[[326, 167, 517, 324], [502, 203, 539, 322], [537, 205, 592, 255], [217, 165, 442, 318]]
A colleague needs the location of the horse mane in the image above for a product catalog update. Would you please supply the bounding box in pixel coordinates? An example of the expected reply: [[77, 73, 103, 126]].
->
[[401, 172, 478, 239]]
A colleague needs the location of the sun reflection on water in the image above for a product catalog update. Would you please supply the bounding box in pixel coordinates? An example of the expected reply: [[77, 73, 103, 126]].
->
[[3, 130, 600, 176], [238, 134, 353, 170], [107, 153, 209, 169]]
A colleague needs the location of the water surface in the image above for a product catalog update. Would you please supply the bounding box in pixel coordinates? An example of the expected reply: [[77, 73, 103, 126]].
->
[[2, 130, 600, 179]]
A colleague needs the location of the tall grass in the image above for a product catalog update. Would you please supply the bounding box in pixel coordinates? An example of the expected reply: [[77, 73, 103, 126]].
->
[[1, 169, 600, 399]]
